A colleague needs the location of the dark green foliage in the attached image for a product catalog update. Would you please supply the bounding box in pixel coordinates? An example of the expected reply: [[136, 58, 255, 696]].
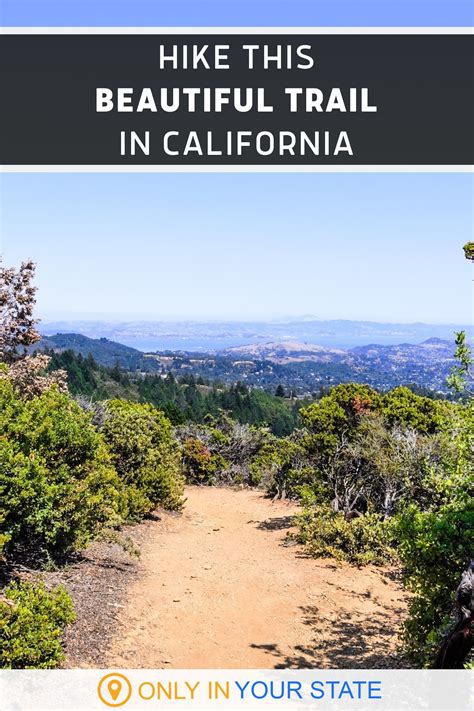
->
[[393, 404, 474, 666], [382, 386, 453, 435], [0, 379, 123, 558], [138, 376, 298, 435], [48, 349, 299, 435], [0, 581, 75, 669], [47, 349, 136, 401], [48, 350, 98, 396], [38, 333, 159, 371], [301, 383, 381, 458], [101, 400, 185, 517]]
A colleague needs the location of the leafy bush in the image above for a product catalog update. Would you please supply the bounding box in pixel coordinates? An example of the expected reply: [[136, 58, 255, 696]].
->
[[301, 383, 381, 456], [181, 437, 227, 485], [250, 436, 322, 499], [298, 503, 394, 566], [0, 581, 75, 668], [102, 400, 184, 517], [176, 418, 267, 487], [382, 386, 454, 435], [393, 405, 474, 666], [0, 380, 124, 558], [395, 498, 473, 665]]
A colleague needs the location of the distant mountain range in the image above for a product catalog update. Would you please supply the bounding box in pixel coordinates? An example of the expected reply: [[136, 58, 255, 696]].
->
[[36, 332, 462, 395], [39, 318, 472, 351]]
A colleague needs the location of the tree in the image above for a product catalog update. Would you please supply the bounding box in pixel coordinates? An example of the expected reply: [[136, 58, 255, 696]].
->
[[0, 259, 66, 396], [275, 384, 285, 398], [394, 243, 474, 667], [448, 245, 474, 393], [395, 429, 473, 667], [301, 383, 381, 467], [463, 242, 474, 261], [447, 331, 473, 393], [0, 258, 39, 363]]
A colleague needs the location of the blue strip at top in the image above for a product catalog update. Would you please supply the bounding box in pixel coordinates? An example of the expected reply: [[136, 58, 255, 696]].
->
[[1, 0, 473, 27]]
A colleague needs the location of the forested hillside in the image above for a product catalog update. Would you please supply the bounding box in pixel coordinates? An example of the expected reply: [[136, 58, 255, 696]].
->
[[45, 349, 300, 436], [35, 333, 160, 371]]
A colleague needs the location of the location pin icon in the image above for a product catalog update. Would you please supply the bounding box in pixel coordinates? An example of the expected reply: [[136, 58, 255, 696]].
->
[[108, 679, 122, 702]]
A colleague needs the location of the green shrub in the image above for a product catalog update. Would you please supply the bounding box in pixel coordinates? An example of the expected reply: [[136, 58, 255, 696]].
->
[[382, 386, 454, 435], [0, 581, 75, 668], [250, 437, 316, 498], [269, 465, 321, 500], [395, 497, 473, 666], [298, 504, 394, 566], [301, 383, 382, 457], [393, 404, 474, 666], [175, 419, 267, 487], [182, 437, 227, 485], [0, 381, 124, 557], [249, 440, 281, 489], [102, 400, 184, 516]]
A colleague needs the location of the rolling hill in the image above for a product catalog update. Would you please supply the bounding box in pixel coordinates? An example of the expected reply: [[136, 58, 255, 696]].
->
[[34, 333, 161, 372], [36, 332, 460, 396]]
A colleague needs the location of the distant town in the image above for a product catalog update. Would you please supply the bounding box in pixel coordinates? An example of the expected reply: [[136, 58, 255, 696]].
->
[[37, 316, 472, 397]]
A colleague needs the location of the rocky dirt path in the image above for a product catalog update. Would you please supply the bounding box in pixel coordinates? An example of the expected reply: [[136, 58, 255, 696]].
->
[[106, 486, 407, 668]]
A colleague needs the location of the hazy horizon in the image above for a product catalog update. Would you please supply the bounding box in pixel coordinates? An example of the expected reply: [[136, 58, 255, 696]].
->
[[38, 314, 473, 354], [39, 314, 472, 328]]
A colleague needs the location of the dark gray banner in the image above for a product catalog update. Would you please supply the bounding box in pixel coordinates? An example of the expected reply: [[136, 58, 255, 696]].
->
[[0, 34, 472, 165]]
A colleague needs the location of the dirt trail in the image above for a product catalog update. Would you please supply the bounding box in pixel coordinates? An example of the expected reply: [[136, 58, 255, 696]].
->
[[107, 486, 407, 668]]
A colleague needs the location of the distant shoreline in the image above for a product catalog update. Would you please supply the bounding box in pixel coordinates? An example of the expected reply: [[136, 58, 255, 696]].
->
[[38, 317, 473, 353]]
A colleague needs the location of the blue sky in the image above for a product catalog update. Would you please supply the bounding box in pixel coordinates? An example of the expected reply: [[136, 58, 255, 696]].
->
[[1, 1, 472, 26], [1, 173, 472, 324]]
